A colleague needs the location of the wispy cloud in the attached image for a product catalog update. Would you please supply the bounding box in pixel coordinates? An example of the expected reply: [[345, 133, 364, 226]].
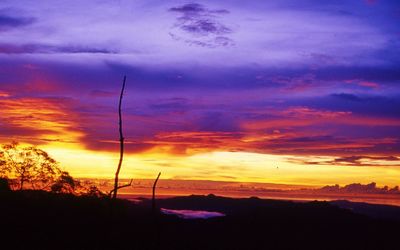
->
[[290, 155, 400, 167], [169, 3, 234, 48]]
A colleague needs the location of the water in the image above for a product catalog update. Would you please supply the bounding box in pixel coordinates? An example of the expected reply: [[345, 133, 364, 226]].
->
[[161, 208, 226, 219]]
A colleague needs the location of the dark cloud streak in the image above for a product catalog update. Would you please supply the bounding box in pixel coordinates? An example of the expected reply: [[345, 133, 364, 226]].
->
[[0, 13, 35, 31], [0, 43, 117, 54]]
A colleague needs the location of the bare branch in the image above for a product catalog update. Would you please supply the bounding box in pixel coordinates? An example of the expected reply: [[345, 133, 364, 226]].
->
[[109, 179, 133, 197]]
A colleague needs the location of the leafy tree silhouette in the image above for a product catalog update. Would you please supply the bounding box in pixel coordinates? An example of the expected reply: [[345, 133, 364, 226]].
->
[[0, 142, 61, 190], [51, 171, 79, 194]]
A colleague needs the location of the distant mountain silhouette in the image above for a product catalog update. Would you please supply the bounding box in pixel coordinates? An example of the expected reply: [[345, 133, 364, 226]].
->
[[331, 200, 400, 221]]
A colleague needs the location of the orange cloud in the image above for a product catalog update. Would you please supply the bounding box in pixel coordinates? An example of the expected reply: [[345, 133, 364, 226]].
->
[[241, 107, 400, 130], [144, 131, 244, 155], [0, 96, 82, 145], [0, 91, 10, 97]]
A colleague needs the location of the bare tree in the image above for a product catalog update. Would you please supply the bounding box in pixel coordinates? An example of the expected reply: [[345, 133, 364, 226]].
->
[[112, 76, 127, 200], [152, 172, 162, 250], [152, 172, 161, 214]]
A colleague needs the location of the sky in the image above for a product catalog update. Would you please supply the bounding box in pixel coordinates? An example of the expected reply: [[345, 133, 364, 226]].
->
[[0, 0, 400, 187]]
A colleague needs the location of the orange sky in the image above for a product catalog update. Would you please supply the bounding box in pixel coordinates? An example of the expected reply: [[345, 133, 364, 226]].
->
[[1, 95, 400, 188]]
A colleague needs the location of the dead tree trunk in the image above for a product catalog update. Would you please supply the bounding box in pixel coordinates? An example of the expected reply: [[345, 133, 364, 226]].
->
[[152, 172, 161, 214], [152, 172, 162, 250], [112, 76, 127, 200]]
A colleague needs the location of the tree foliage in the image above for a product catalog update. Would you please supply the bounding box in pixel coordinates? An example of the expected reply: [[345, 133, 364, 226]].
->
[[0, 142, 106, 197], [51, 171, 80, 194], [0, 142, 61, 190]]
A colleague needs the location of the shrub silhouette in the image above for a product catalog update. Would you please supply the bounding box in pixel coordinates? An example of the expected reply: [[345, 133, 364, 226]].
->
[[51, 171, 80, 194], [84, 185, 106, 198], [0, 177, 10, 192]]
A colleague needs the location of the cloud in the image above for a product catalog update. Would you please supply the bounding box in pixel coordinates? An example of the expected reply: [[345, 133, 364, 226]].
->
[[0, 43, 117, 54], [55, 45, 117, 54], [0, 96, 82, 145], [241, 107, 357, 130], [2, 58, 399, 158], [146, 131, 244, 155], [0, 13, 35, 31], [80, 137, 155, 154], [311, 94, 400, 118], [290, 155, 400, 167], [0, 91, 10, 97], [169, 3, 231, 35], [341, 79, 381, 90], [0, 0, 400, 181], [253, 136, 399, 156], [318, 182, 400, 194], [0, 47, 399, 160], [169, 3, 234, 48], [333, 155, 400, 165], [0, 0, 398, 67]]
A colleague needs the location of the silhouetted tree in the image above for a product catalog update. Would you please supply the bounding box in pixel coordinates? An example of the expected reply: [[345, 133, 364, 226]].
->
[[51, 171, 80, 194], [74, 179, 106, 197], [0, 142, 61, 190]]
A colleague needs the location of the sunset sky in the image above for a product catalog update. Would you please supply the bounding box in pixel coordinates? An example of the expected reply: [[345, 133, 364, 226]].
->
[[1, 0, 400, 187]]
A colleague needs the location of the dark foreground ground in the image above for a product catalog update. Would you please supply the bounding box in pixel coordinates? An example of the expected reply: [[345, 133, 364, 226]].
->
[[1, 190, 400, 250]]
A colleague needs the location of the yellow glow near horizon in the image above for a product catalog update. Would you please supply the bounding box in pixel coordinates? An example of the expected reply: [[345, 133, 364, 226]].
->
[[41, 145, 400, 188]]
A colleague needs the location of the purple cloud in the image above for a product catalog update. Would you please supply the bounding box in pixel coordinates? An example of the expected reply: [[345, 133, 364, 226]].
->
[[169, 3, 234, 48], [0, 13, 35, 31], [0, 43, 116, 54]]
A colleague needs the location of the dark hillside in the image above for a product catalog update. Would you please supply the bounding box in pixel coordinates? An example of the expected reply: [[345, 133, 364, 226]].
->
[[1, 191, 399, 250]]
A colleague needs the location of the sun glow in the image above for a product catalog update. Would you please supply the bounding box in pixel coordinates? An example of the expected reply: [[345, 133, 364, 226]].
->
[[37, 143, 400, 188]]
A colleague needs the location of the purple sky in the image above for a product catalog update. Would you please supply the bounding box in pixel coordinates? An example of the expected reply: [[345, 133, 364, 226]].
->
[[0, 0, 400, 168]]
